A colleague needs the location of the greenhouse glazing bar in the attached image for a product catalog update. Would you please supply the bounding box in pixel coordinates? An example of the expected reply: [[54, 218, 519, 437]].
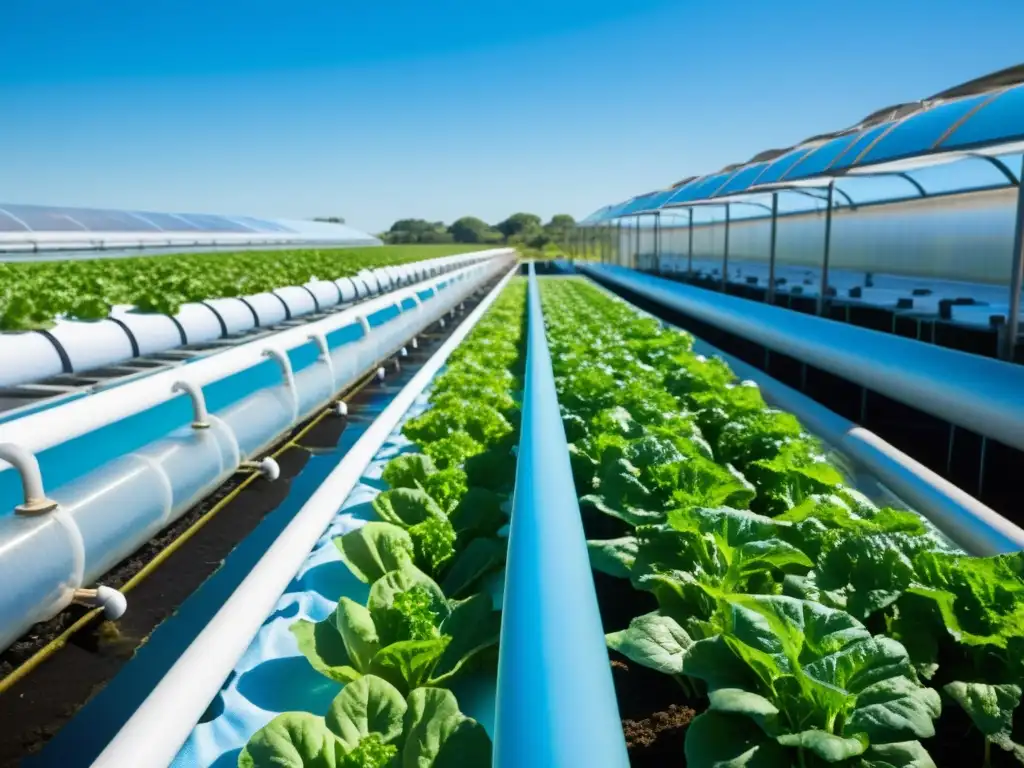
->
[[1005, 154, 1024, 360], [817, 180, 836, 316], [767, 192, 779, 304]]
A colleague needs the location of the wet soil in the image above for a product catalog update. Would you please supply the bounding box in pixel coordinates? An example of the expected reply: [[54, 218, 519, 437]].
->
[[0, 280, 498, 767]]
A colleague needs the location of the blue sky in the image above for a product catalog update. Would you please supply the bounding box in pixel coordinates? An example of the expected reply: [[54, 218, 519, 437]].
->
[[1, 1, 1023, 233]]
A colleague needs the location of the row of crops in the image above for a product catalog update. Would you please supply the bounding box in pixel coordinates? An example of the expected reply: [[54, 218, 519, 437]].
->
[[92, 270, 1024, 767], [0, 245, 482, 330], [541, 278, 1024, 767], [234, 280, 526, 766]]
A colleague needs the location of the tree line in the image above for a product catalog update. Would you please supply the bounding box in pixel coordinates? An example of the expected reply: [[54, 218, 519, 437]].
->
[[380, 213, 576, 248]]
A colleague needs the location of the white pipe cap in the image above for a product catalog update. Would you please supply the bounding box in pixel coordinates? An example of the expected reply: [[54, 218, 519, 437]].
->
[[96, 586, 128, 621]]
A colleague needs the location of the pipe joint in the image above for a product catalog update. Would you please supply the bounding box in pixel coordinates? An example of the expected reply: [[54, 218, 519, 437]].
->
[[172, 381, 210, 429], [0, 442, 58, 515]]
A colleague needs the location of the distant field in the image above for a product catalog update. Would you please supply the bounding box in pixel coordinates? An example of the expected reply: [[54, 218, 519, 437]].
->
[[0, 244, 490, 330]]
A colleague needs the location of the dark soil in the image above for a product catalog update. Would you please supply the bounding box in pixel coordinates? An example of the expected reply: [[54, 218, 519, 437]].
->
[[589, 530, 702, 766], [609, 652, 699, 766], [0, 280, 498, 768]]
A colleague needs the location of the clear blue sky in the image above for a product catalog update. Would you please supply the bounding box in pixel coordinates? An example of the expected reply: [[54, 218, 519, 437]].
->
[[1, 0, 1022, 233]]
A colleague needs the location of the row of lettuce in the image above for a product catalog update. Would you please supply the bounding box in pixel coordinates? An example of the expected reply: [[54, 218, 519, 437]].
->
[[237, 279, 526, 768], [541, 278, 1024, 768], [0, 244, 482, 330]]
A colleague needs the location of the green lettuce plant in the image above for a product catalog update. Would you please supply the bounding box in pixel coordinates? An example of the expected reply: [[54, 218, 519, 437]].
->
[[239, 675, 491, 768]]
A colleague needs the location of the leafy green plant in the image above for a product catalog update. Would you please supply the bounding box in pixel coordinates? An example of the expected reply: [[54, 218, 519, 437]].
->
[[291, 562, 500, 694], [0, 244, 479, 330], [238, 675, 491, 768], [682, 595, 941, 767]]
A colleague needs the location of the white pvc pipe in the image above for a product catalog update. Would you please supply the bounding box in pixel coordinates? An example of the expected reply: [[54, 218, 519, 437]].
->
[[0, 254, 513, 473], [90, 265, 516, 768]]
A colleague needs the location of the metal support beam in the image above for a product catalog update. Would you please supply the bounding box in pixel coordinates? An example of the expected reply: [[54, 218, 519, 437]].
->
[[767, 192, 779, 305], [721, 203, 731, 292], [687, 208, 694, 275], [1003, 155, 1024, 361], [817, 181, 836, 316], [653, 211, 661, 272]]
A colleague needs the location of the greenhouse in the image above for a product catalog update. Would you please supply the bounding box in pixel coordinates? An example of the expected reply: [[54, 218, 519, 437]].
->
[[2, 65, 1024, 768]]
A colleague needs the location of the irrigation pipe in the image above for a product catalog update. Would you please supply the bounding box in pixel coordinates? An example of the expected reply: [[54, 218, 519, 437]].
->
[[0, 256, 509, 472], [583, 274, 1024, 555], [0, 366, 383, 696], [90, 265, 516, 768], [580, 264, 1024, 455], [494, 265, 629, 767]]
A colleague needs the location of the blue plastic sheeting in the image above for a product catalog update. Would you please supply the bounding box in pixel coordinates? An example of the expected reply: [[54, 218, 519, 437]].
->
[[582, 81, 1024, 223], [493, 266, 629, 768], [174, 388, 502, 767], [944, 85, 1024, 150]]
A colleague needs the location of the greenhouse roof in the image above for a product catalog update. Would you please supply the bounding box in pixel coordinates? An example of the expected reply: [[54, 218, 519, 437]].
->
[[0, 203, 381, 254], [583, 63, 1024, 224]]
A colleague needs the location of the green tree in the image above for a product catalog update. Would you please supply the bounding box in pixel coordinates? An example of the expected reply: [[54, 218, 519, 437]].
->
[[449, 217, 501, 244], [495, 213, 542, 242]]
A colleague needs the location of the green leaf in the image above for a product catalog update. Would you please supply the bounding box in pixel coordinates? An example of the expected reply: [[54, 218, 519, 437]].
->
[[860, 741, 938, 767], [324, 674, 408, 750], [587, 536, 638, 579], [776, 730, 868, 761], [291, 611, 364, 684], [368, 564, 448, 646], [431, 592, 501, 685], [334, 523, 415, 584], [334, 598, 382, 673], [684, 711, 788, 768], [700, 596, 941, 760], [447, 487, 506, 541], [910, 551, 1024, 652], [239, 712, 348, 768], [943, 681, 1022, 742], [382, 454, 437, 490], [440, 537, 506, 599], [401, 688, 492, 767], [372, 488, 446, 528], [605, 612, 694, 675], [369, 638, 450, 694]]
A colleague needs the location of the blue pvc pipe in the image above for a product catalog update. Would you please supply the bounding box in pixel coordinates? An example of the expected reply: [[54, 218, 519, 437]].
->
[[493, 265, 629, 768]]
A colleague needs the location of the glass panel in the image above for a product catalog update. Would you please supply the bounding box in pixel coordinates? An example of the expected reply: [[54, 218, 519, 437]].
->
[[645, 189, 678, 211], [0, 205, 88, 232], [0, 209, 30, 232], [618, 194, 660, 216], [235, 216, 294, 233], [829, 124, 895, 170], [942, 84, 1024, 149], [134, 211, 202, 231], [858, 95, 990, 165], [784, 135, 860, 179], [662, 178, 704, 206], [666, 173, 731, 205], [174, 213, 251, 232], [716, 163, 768, 196], [70, 208, 160, 232], [754, 148, 815, 185]]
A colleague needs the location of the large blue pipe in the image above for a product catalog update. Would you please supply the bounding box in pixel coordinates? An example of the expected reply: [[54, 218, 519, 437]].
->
[[493, 265, 630, 768]]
